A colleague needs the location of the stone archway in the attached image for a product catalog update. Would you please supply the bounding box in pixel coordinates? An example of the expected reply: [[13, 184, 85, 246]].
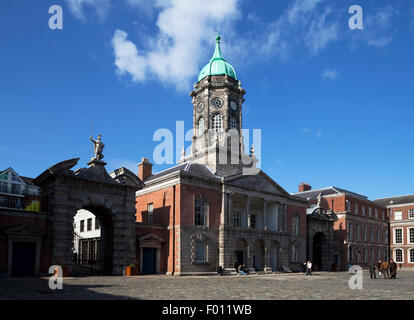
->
[[253, 239, 265, 271], [234, 238, 248, 271], [34, 158, 140, 276]]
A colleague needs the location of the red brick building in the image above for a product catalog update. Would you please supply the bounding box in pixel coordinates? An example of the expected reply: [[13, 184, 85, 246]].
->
[[374, 195, 414, 268], [294, 183, 389, 270]]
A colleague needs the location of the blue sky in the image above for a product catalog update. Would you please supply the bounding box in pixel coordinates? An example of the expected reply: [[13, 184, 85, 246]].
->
[[0, 0, 413, 199]]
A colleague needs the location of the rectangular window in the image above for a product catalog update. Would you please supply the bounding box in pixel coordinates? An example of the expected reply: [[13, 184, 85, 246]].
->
[[375, 208, 378, 218], [0, 196, 7, 207], [370, 248, 374, 262], [409, 228, 414, 244], [384, 228, 388, 244], [394, 211, 402, 220], [349, 246, 353, 262], [355, 224, 360, 241], [394, 229, 403, 244], [368, 207, 372, 217], [395, 249, 403, 263], [410, 249, 414, 263], [348, 222, 353, 241], [376, 228, 380, 244], [0, 182, 8, 193], [251, 214, 256, 229], [9, 197, 20, 209], [363, 248, 367, 263], [362, 206, 366, 216], [87, 218, 92, 231], [382, 211, 385, 220], [233, 211, 241, 228], [10, 183, 21, 195], [354, 203, 359, 214], [195, 241, 206, 262], [80, 220, 85, 232], [95, 217, 100, 230], [377, 248, 381, 262], [363, 225, 367, 242], [409, 209, 414, 219], [346, 201, 351, 212], [292, 216, 299, 236], [370, 227, 374, 243], [147, 203, 154, 224], [194, 198, 207, 227]]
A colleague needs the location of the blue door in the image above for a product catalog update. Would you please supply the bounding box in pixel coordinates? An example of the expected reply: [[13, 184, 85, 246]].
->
[[142, 248, 156, 274]]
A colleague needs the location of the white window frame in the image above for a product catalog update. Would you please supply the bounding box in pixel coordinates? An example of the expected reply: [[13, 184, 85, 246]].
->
[[408, 228, 414, 244], [212, 113, 223, 132], [368, 207, 372, 217], [362, 206, 366, 216], [409, 209, 414, 219], [394, 248, 404, 263], [198, 117, 204, 136], [394, 228, 403, 244], [229, 117, 237, 130], [394, 211, 402, 221], [409, 248, 414, 264]]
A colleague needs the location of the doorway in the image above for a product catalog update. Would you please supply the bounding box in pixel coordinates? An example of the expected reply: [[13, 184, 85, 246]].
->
[[142, 247, 157, 274], [12, 242, 35, 277]]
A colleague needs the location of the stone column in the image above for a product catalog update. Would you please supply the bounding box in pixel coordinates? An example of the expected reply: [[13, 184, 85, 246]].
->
[[246, 196, 251, 229], [263, 199, 268, 231], [264, 239, 272, 273], [228, 192, 233, 227], [218, 190, 228, 268]]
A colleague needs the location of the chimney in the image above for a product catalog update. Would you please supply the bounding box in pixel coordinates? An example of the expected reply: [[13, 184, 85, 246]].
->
[[138, 157, 153, 181], [298, 182, 312, 192]]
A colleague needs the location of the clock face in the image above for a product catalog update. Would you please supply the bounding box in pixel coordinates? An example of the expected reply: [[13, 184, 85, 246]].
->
[[197, 102, 204, 112], [230, 100, 238, 111], [211, 97, 223, 108]]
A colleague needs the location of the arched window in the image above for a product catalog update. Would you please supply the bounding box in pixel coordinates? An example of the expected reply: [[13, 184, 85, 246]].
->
[[229, 117, 237, 130], [212, 114, 223, 132], [198, 117, 204, 136]]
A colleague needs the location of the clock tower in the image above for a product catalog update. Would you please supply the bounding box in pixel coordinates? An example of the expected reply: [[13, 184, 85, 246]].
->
[[184, 34, 258, 176]]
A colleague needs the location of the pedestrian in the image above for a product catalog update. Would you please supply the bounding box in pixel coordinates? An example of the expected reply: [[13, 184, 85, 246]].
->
[[369, 262, 376, 279], [234, 261, 239, 274], [389, 259, 398, 279], [377, 260, 382, 279], [399, 263, 402, 270], [306, 260, 312, 276], [381, 260, 390, 279]]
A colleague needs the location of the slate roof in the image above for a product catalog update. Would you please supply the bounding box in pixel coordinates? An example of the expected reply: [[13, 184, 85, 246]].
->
[[145, 162, 217, 182], [293, 186, 368, 200], [374, 194, 414, 206]]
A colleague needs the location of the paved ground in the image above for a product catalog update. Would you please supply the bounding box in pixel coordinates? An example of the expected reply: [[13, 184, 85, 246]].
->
[[0, 270, 413, 300]]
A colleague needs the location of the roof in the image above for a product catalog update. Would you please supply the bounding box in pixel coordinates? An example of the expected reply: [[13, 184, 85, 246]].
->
[[374, 194, 414, 206], [145, 162, 217, 182], [293, 186, 368, 201], [197, 34, 237, 82]]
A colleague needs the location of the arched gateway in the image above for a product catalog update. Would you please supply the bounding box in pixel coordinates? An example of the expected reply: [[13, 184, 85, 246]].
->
[[34, 157, 140, 275]]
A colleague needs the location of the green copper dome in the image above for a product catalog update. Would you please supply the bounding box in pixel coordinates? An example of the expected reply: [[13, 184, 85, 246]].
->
[[197, 34, 237, 82]]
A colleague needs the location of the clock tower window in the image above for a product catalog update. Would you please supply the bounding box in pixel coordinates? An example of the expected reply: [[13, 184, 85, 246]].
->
[[198, 117, 204, 136], [212, 114, 223, 132]]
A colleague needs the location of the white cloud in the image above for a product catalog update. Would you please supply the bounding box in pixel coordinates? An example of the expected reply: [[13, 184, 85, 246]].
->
[[361, 6, 399, 48], [111, 0, 240, 91], [257, 0, 339, 58], [66, 0, 110, 22], [302, 128, 312, 134], [322, 68, 338, 80]]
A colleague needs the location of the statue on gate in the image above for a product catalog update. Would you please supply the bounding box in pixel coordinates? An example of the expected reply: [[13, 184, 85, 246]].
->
[[90, 134, 105, 160]]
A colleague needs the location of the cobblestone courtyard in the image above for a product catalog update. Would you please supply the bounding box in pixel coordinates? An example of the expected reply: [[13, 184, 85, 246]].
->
[[0, 270, 413, 300]]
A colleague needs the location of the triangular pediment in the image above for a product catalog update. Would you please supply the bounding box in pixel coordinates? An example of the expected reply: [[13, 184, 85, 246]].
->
[[5, 224, 44, 237], [225, 170, 290, 196], [139, 233, 165, 242]]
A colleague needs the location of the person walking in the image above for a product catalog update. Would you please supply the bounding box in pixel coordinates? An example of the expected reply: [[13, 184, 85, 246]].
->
[[381, 260, 390, 279], [369, 262, 377, 279], [390, 259, 398, 279], [306, 260, 312, 276]]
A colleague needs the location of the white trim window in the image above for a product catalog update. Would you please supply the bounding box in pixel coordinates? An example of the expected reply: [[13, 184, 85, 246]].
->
[[408, 228, 414, 244], [362, 206, 366, 216], [147, 203, 154, 224], [195, 241, 207, 262], [194, 198, 207, 227], [394, 211, 402, 221], [198, 117, 204, 136], [292, 216, 299, 236], [346, 200, 351, 212], [394, 248, 404, 263], [409, 209, 414, 219], [368, 207, 372, 217], [375, 208, 378, 218], [409, 248, 414, 263], [382, 211, 385, 220], [394, 228, 403, 244], [354, 203, 359, 214], [212, 113, 223, 132]]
